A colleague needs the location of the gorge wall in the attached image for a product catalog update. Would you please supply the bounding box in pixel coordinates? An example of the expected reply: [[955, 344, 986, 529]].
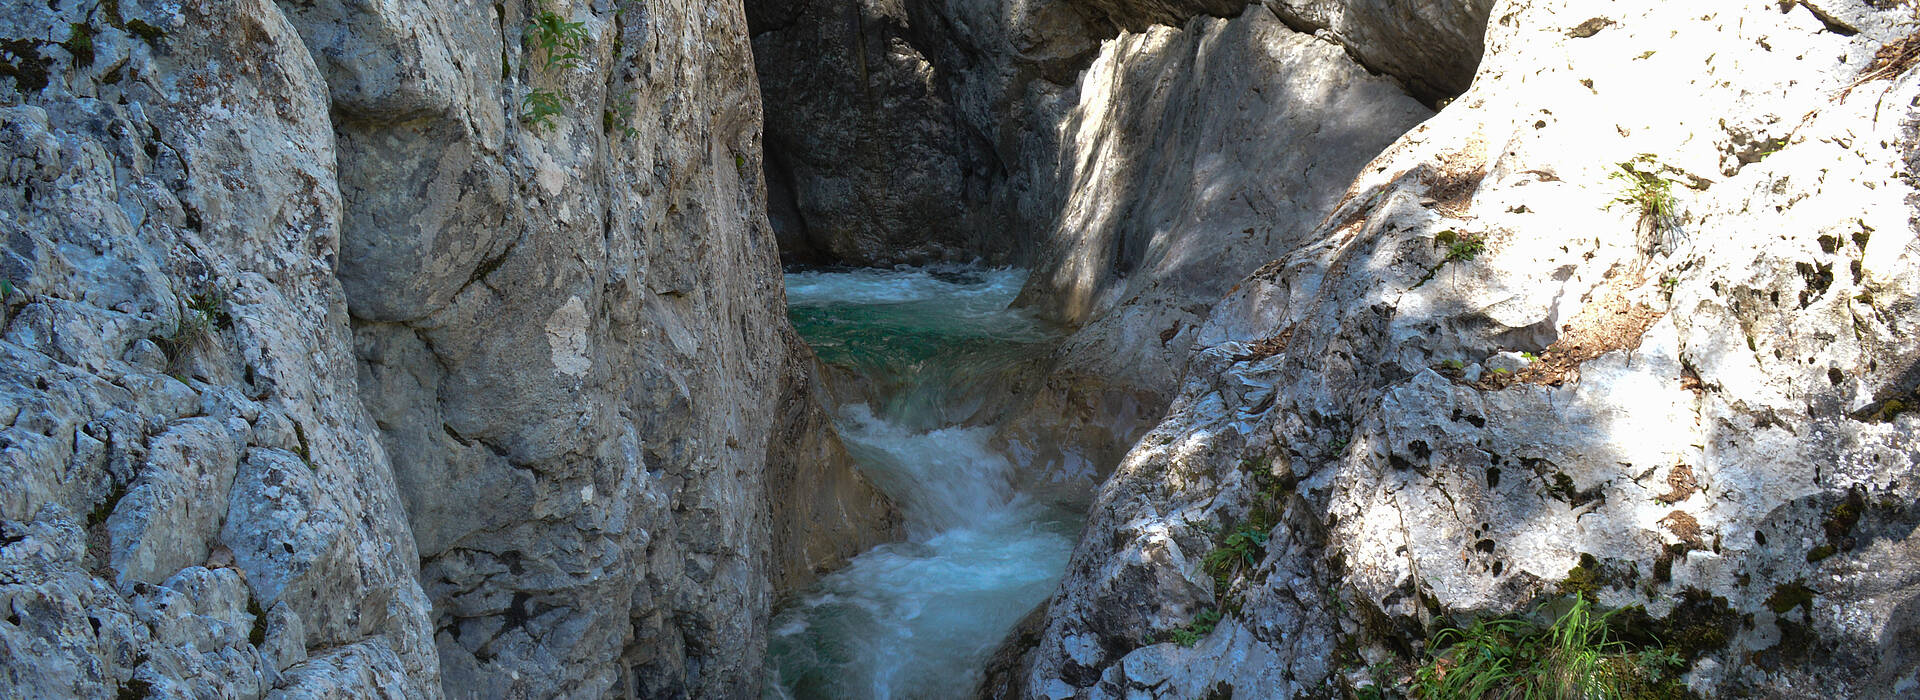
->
[[2, 0, 1917, 697], [993, 2, 1920, 699], [750, 0, 1498, 498], [753, 0, 1920, 698], [0, 0, 892, 697]]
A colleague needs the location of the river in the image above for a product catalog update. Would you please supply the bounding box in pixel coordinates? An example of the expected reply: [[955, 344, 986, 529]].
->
[[765, 266, 1081, 699]]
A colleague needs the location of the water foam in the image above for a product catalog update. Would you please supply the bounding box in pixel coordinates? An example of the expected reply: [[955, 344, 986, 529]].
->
[[767, 266, 1079, 699]]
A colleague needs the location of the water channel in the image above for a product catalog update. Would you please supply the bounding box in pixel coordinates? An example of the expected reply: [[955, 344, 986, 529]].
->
[[765, 266, 1082, 699]]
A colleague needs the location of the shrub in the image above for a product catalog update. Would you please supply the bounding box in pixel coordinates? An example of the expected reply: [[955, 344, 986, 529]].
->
[[519, 8, 590, 130], [528, 9, 589, 70]]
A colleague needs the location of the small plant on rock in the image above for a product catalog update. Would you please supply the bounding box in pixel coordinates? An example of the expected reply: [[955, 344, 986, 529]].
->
[[1435, 229, 1486, 264], [519, 7, 591, 131], [158, 288, 231, 374], [1413, 230, 1488, 289], [1411, 594, 1685, 700], [1610, 155, 1679, 230], [528, 9, 590, 70], [1202, 523, 1271, 594], [1168, 608, 1223, 648], [604, 88, 639, 137], [1636, 648, 1685, 684], [523, 89, 566, 132]]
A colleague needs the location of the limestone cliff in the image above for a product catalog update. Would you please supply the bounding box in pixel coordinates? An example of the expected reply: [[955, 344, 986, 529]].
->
[[996, 1, 1920, 698], [751, 1, 1920, 692], [747, 0, 1469, 500], [995, 8, 1432, 501], [6, 0, 1918, 696], [0, 0, 893, 697]]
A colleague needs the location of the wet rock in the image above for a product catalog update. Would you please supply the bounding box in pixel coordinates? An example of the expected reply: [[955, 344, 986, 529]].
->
[[766, 327, 904, 596]]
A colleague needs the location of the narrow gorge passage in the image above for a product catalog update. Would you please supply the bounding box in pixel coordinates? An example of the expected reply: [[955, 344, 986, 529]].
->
[[765, 268, 1083, 698]]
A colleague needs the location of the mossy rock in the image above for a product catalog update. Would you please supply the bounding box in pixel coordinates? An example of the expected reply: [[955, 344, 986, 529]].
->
[[1610, 589, 1739, 662], [1766, 582, 1816, 615], [1558, 552, 1640, 598]]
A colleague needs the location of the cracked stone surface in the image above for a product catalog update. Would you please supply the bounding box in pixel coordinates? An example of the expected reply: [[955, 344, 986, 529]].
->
[[1004, 1, 1920, 697], [0, 0, 894, 697]]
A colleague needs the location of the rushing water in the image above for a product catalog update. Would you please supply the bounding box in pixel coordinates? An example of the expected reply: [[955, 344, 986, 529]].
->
[[767, 267, 1081, 699]]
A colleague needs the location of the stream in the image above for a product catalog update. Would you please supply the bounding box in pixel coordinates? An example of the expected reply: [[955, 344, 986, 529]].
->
[[765, 266, 1082, 699]]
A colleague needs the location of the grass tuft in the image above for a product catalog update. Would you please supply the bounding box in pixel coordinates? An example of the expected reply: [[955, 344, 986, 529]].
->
[[1165, 608, 1223, 648], [1412, 594, 1686, 699], [1610, 156, 1679, 231]]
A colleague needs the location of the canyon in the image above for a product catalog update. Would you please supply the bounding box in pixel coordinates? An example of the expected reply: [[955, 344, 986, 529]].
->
[[2, 0, 1917, 698]]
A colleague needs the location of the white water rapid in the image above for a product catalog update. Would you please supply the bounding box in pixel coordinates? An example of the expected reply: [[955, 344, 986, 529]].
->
[[766, 267, 1081, 699]]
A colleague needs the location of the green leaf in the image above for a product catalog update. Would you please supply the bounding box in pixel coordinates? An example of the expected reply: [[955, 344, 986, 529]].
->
[[523, 90, 566, 131]]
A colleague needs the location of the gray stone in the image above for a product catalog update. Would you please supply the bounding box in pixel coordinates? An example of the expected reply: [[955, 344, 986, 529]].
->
[[268, 641, 414, 700], [221, 449, 346, 605], [0, 0, 443, 691], [1119, 644, 1177, 687], [1262, 0, 1496, 103], [1011, 1, 1920, 697], [2, 0, 891, 696], [108, 418, 245, 588], [748, 0, 1014, 264], [1003, 7, 1431, 496], [766, 327, 903, 596], [262, 602, 309, 675]]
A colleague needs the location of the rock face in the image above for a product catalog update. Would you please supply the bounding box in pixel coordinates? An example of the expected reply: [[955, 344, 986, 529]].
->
[[746, 0, 1167, 266], [750, 0, 1445, 498], [1261, 0, 1495, 104], [1, 0, 893, 698], [992, 6, 1434, 504], [748, 0, 1006, 264], [747, 0, 1495, 268], [8, 0, 1918, 696], [1, 1, 438, 696], [766, 327, 904, 596], [1004, 0, 1920, 698], [323, 1, 790, 694]]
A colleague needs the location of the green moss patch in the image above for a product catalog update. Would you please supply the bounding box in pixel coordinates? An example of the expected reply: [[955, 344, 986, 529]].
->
[[1766, 582, 1816, 615], [1610, 589, 1738, 662]]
